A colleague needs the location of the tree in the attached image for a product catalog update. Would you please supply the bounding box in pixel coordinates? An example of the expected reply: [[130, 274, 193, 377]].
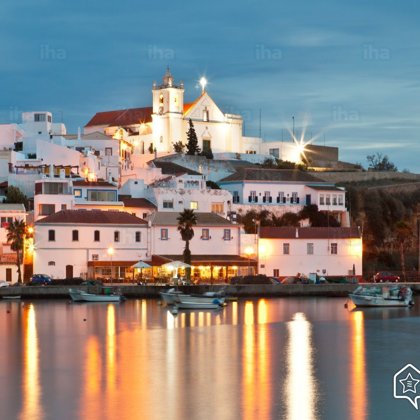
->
[[172, 141, 185, 154], [4, 186, 28, 209], [6, 220, 26, 283], [366, 153, 397, 172], [394, 220, 413, 282], [186, 119, 201, 155], [177, 209, 197, 281]]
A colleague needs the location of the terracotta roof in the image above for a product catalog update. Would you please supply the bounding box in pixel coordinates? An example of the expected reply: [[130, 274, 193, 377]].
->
[[150, 212, 235, 227], [259, 226, 361, 239], [152, 161, 201, 176], [219, 168, 323, 183], [72, 180, 117, 188], [37, 209, 147, 225], [122, 198, 157, 209], [85, 107, 153, 127]]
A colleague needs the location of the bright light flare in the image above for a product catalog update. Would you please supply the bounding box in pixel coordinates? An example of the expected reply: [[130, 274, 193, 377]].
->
[[199, 76, 207, 92]]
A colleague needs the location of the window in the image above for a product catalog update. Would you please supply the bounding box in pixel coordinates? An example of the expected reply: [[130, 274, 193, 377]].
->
[[48, 261, 55, 266], [202, 139, 211, 153], [163, 200, 174, 209], [34, 113, 46, 122], [203, 108, 209, 122], [283, 243, 290, 255], [92, 254, 99, 261], [94, 230, 100, 242], [249, 191, 257, 203], [201, 229, 210, 240], [43, 183, 66, 194], [291, 192, 298, 204], [277, 192, 285, 204], [39, 204, 55, 216], [72, 230, 79, 241], [233, 191, 240, 203], [223, 229, 231, 240], [338, 194, 344, 205], [61, 204, 67, 210], [269, 148, 279, 158], [135, 231, 141, 242], [326, 194, 331, 205], [332, 194, 337, 205], [331, 243, 338, 255], [273, 269, 280, 277], [114, 231, 120, 242], [48, 230, 55, 241], [319, 194, 325, 205], [74, 189, 82, 197], [263, 191, 272, 203], [307, 243, 314, 255], [0, 217, 13, 228], [211, 202, 224, 214], [105, 147, 112, 156], [87, 190, 117, 202], [190, 201, 198, 210], [161, 228, 168, 240]]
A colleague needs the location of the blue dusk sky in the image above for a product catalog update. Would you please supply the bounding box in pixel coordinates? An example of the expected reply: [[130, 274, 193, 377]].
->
[[1, 0, 420, 171]]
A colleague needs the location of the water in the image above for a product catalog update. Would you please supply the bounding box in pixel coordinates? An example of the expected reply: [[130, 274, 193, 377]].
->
[[1, 297, 420, 420]]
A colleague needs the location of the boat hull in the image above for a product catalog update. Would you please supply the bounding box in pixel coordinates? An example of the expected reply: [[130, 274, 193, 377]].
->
[[69, 288, 124, 303], [177, 295, 225, 305], [349, 292, 413, 307], [159, 288, 186, 305], [175, 301, 223, 310]]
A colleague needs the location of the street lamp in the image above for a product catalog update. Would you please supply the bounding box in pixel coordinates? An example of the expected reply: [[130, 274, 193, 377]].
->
[[107, 246, 114, 284]]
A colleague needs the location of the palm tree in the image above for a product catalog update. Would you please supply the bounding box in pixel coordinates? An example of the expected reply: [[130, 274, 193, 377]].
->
[[6, 219, 26, 283], [177, 209, 197, 281]]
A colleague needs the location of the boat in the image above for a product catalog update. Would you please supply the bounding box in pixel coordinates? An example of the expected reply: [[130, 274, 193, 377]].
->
[[174, 300, 225, 310], [177, 293, 226, 306], [2, 295, 21, 300], [349, 284, 414, 307], [159, 288, 186, 305], [69, 288, 125, 303]]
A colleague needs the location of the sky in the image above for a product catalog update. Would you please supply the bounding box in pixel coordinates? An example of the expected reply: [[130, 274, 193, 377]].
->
[[1, 0, 420, 171]]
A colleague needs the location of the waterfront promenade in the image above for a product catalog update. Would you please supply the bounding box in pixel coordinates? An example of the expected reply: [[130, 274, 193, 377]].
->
[[1, 283, 420, 299]]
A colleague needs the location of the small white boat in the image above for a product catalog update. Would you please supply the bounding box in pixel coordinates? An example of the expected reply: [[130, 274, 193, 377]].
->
[[349, 285, 414, 307], [175, 300, 224, 310], [159, 288, 186, 305], [177, 294, 226, 306], [69, 288, 125, 303]]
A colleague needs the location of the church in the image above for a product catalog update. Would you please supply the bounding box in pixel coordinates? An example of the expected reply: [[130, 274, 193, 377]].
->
[[84, 68, 339, 166]]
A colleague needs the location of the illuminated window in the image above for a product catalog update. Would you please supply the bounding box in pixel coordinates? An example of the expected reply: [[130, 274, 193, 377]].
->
[[74, 189, 82, 197], [190, 201, 198, 210], [211, 202, 223, 214]]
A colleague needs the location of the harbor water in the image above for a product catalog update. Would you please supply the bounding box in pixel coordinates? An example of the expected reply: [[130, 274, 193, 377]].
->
[[1, 297, 419, 420]]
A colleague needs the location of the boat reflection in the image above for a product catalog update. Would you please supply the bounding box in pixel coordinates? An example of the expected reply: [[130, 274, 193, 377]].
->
[[349, 311, 367, 419], [20, 304, 44, 420], [285, 312, 318, 420]]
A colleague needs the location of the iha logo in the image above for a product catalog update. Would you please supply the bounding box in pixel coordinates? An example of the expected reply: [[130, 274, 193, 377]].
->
[[393, 364, 420, 409]]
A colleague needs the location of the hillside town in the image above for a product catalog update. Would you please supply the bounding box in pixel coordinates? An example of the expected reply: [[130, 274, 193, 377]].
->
[[0, 69, 362, 283]]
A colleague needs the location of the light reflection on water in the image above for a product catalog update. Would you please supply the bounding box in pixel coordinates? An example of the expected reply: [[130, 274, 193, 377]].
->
[[1, 297, 419, 420]]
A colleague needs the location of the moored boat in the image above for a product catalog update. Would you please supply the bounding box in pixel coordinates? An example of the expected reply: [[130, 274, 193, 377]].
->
[[349, 284, 414, 307], [174, 300, 225, 310], [69, 288, 125, 303], [159, 288, 186, 305], [177, 294, 226, 306]]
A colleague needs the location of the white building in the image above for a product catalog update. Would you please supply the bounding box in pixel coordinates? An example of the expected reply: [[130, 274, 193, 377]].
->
[[149, 211, 252, 281], [34, 209, 148, 280], [218, 167, 349, 225], [258, 226, 362, 278], [0, 204, 27, 283]]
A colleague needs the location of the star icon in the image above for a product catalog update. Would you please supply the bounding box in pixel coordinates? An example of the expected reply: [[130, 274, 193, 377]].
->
[[399, 373, 420, 394]]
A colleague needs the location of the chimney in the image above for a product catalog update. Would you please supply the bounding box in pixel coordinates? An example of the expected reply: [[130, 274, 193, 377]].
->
[[295, 228, 299, 238]]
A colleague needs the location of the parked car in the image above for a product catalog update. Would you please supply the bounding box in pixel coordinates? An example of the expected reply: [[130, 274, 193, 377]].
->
[[29, 274, 53, 285], [0, 280, 10, 288], [230, 275, 278, 285], [373, 271, 400, 283]]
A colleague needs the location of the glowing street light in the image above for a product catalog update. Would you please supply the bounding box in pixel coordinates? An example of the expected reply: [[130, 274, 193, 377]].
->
[[199, 76, 207, 93], [107, 246, 114, 283]]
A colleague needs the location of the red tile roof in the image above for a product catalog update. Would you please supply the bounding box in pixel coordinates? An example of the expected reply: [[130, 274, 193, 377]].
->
[[85, 107, 153, 127], [259, 226, 361, 239], [85, 102, 196, 128], [37, 209, 147, 225], [121, 198, 157, 209]]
